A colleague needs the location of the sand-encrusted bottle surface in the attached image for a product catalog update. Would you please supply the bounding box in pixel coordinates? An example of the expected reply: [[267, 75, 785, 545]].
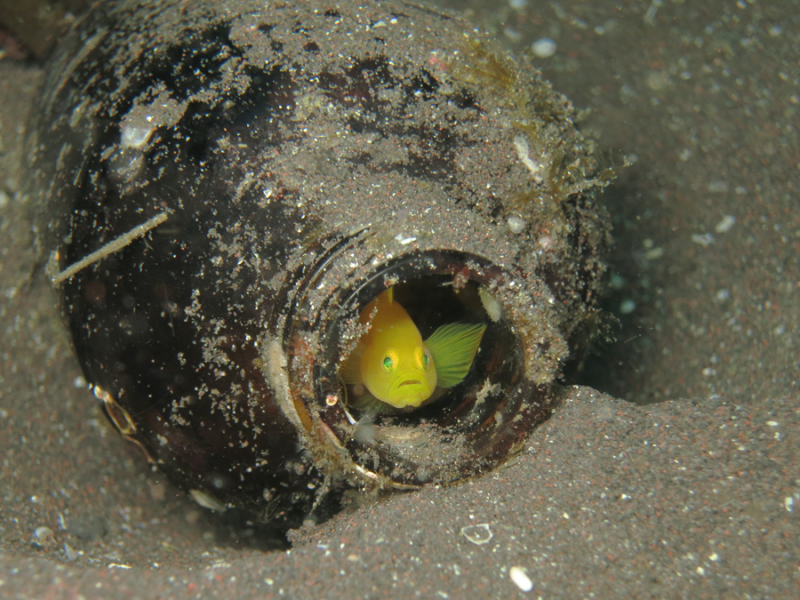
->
[[26, 0, 612, 527]]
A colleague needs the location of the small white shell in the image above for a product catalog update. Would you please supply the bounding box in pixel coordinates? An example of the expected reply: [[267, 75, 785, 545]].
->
[[460, 523, 493, 545]]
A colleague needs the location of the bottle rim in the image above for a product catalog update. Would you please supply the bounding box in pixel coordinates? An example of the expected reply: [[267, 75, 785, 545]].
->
[[270, 239, 556, 489]]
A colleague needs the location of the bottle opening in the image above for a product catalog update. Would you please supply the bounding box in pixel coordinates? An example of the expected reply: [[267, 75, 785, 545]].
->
[[339, 275, 517, 423], [286, 249, 551, 489]]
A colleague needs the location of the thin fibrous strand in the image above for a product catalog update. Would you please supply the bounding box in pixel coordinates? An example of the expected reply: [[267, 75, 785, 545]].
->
[[51, 209, 172, 285]]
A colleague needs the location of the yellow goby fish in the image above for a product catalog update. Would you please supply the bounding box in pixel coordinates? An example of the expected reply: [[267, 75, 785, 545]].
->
[[339, 288, 486, 409]]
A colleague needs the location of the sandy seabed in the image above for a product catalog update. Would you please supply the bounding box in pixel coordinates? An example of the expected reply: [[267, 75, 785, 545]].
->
[[1, 0, 797, 598]]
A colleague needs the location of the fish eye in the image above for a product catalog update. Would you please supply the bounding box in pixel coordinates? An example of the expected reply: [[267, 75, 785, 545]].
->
[[382, 354, 394, 371], [414, 347, 429, 370]]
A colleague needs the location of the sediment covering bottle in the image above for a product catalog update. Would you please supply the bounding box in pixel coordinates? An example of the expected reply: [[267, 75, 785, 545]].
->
[[26, 0, 612, 527]]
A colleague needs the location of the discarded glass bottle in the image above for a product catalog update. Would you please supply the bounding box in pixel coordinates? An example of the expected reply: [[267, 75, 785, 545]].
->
[[26, 0, 612, 527]]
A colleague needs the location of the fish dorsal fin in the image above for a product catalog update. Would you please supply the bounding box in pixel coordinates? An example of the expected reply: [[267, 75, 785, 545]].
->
[[386, 286, 394, 304], [425, 322, 487, 388]]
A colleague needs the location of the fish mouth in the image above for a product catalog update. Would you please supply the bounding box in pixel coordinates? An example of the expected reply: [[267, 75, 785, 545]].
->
[[397, 379, 423, 387], [388, 377, 432, 408]]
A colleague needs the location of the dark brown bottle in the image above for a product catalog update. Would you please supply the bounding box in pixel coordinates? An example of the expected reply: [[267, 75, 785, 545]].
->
[[26, 0, 612, 527]]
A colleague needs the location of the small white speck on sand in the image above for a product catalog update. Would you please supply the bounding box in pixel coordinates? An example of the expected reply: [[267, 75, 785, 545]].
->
[[531, 38, 556, 58], [508, 216, 526, 234], [510, 566, 533, 592], [609, 274, 625, 290], [715, 215, 736, 233], [707, 180, 728, 193], [619, 299, 636, 314], [691, 233, 714, 247], [645, 246, 664, 260]]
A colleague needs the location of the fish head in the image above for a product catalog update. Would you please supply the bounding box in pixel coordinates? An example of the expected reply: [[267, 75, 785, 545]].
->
[[361, 324, 437, 409]]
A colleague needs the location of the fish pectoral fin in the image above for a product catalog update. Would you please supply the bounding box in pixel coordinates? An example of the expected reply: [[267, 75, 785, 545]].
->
[[425, 322, 487, 388], [347, 387, 399, 415], [348, 388, 382, 411]]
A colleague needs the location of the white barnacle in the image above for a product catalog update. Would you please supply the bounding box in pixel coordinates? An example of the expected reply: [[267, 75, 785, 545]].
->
[[513, 135, 543, 183], [479, 287, 503, 322], [507, 216, 526, 234]]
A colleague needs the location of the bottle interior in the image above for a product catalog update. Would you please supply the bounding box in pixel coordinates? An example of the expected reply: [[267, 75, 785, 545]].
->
[[326, 273, 530, 485]]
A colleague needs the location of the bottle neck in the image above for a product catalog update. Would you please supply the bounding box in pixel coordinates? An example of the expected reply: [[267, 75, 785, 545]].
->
[[265, 235, 565, 489]]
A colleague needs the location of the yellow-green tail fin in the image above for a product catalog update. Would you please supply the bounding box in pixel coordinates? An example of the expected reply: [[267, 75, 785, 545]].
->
[[425, 322, 486, 388]]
